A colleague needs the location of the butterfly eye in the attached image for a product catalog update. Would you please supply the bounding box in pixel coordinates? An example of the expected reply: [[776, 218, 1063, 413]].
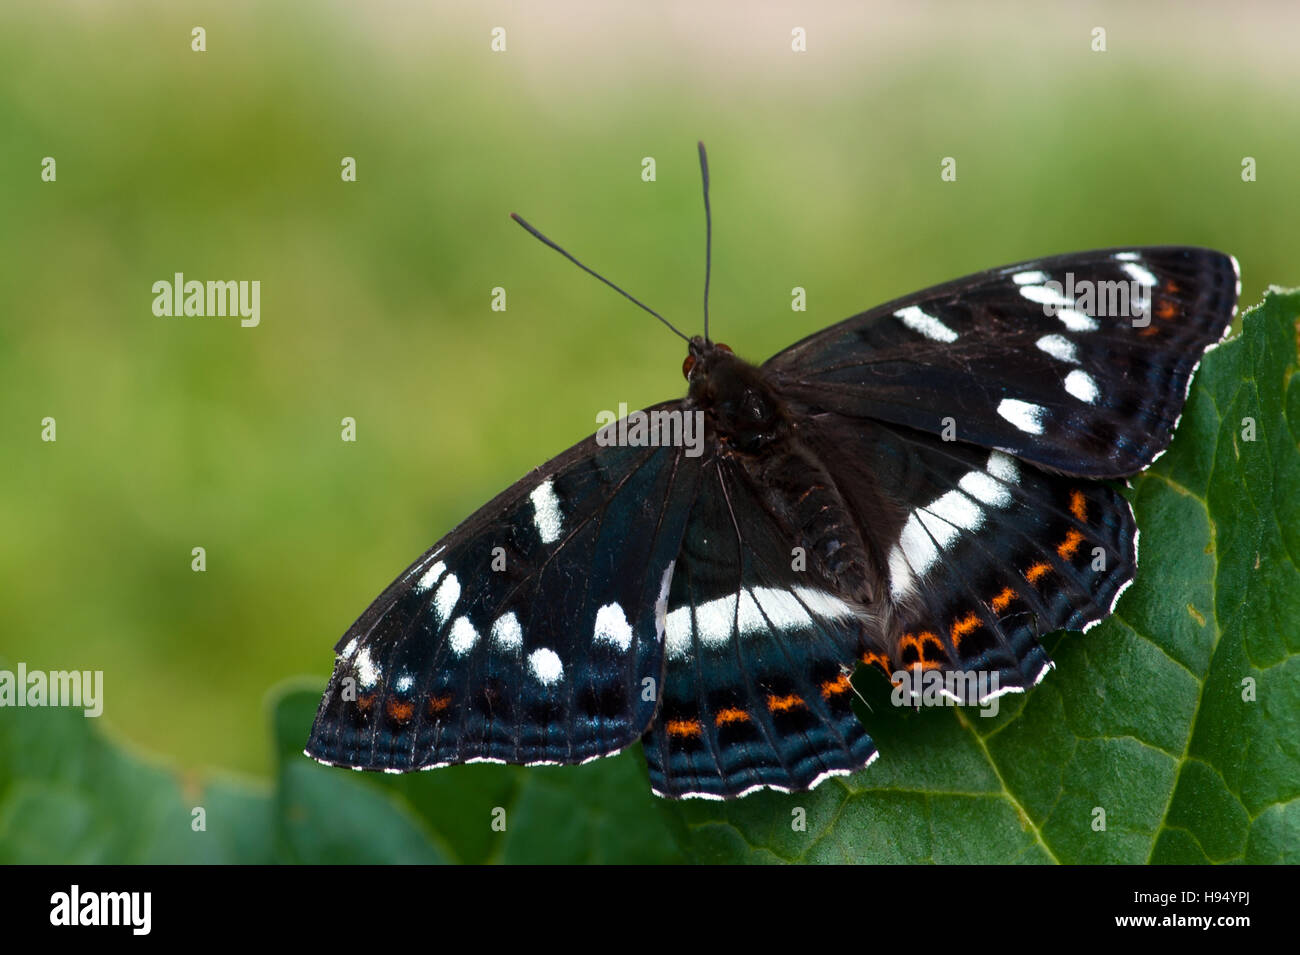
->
[[682, 355, 696, 379]]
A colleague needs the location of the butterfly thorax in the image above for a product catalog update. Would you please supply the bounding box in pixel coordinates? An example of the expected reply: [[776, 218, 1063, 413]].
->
[[685, 336, 879, 605]]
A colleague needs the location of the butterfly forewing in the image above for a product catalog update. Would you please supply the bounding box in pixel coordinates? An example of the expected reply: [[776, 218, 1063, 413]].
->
[[768, 247, 1238, 477], [306, 403, 703, 771]]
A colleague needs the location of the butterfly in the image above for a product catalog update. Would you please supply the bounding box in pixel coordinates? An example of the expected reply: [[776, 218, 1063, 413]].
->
[[306, 143, 1240, 799]]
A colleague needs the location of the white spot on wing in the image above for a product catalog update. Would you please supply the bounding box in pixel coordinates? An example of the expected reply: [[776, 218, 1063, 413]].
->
[[1012, 270, 1049, 285], [654, 562, 674, 644], [917, 490, 984, 546], [693, 592, 737, 646], [593, 602, 634, 652], [899, 513, 940, 576], [1035, 334, 1078, 364], [750, 587, 815, 631], [889, 446, 1019, 597], [449, 615, 479, 655], [997, 398, 1045, 434], [665, 606, 691, 660], [394, 672, 414, 693], [736, 589, 767, 635], [1018, 285, 1099, 330], [1064, 368, 1099, 403], [748, 589, 806, 634], [433, 573, 460, 624], [415, 560, 446, 595], [529, 479, 563, 544], [1057, 308, 1099, 332], [959, 469, 1009, 508], [491, 611, 522, 651], [890, 450, 1019, 601], [987, 450, 1019, 484], [355, 647, 380, 689], [1018, 284, 1071, 309], [1120, 261, 1158, 288], [894, 305, 958, 343], [662, 585, 857, 659], [888, 544, 915, 601], [528, 647, 563, 685], [790, 586, 858, 621]]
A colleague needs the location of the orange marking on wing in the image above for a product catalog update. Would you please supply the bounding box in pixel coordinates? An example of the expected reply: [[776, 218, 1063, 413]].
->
[[356, 693, 376, 712], [1069, 489, 1088, 522], [386, 699, 414, 721], [821, 673, 852, 698], [1156, 299, 1177, 320], [861, 651, 892, 675], [1164, 279, 1180, 294], [767, 693, 806, 713], [427, 694, 452, 715], [715, 707, 750, 726], [1026, 562, 1051, 584], [1140, 324, 1160, 337], [1058, 529, 1084, 559], [991, 587, 1016, 612], [666, 719, 703, 738], [950, 612, 981, 650], [899, 632, 942, 670]]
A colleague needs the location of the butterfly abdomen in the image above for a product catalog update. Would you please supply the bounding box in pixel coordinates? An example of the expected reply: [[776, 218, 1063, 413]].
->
[[748, 443, 881, 608]]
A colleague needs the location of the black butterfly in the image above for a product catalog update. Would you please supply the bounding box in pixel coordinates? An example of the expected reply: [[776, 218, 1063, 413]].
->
[[306, 144, 1239, 799]]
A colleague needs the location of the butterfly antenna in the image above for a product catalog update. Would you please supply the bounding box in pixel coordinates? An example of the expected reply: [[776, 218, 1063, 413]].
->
[[510, 212, 690, 343], [698, 141, 713, 343]]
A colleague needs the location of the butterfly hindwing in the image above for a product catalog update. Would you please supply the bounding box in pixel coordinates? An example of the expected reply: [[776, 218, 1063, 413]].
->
[[642, 455, 879, 799], [797, 412, 1138, 698], [306, 403, 703, 771], [768, 247, 1238, 477]]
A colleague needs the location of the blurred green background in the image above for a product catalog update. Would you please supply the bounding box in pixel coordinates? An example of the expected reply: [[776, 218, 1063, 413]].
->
[[1, 1, 1296, 805]]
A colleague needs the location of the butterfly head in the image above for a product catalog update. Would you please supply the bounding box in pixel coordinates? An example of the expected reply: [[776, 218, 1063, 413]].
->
[[684, 336, 786, 452], [682, 335, 733, 381]]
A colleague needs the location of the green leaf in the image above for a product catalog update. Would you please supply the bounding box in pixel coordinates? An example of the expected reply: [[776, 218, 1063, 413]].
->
[[0, 675, 273, 864], [0, 677, 684, 863], [667, 289, 1300, 864]]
